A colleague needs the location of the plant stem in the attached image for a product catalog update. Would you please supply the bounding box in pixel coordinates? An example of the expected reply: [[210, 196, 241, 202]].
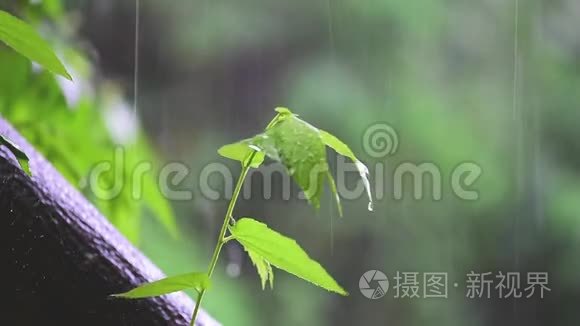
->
[[190, 112, 281, 325], [190, 159, 253, 325]]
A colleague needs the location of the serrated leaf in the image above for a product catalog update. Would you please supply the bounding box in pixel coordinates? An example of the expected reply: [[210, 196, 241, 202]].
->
[[231, 218, 348, 295], [247, 249, 274, 289], [0, 10, 71, 80], [320, 129, 373, 211], [112, 272, 210, 299], [0, 133, 31, 176], [255, 116, 328, 209], [219, 108, 372, 212], [218, 139, 265, 168]]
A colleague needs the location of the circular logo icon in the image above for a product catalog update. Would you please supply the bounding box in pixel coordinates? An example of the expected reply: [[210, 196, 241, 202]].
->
[[362, 123, 399, 158], [359, 270, 389, 299]]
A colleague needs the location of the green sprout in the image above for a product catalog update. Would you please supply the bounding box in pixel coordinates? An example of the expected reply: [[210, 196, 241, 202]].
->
[[114, 107, 372, 325]]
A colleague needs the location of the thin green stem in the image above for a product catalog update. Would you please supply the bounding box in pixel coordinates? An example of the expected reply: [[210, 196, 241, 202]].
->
[[190, 112, 283, 325], [190, 154, 255, 325]]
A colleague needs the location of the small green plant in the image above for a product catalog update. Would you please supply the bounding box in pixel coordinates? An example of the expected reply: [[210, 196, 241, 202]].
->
[[0, 9, 71, 176], [114, 107, 372, 325]]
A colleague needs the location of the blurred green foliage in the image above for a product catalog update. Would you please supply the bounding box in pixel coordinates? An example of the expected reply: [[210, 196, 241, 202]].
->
[[0, 2, 177, 244]]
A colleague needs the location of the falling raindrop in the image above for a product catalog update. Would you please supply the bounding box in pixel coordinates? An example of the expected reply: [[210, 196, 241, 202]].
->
[[133, 0, 140, 120]]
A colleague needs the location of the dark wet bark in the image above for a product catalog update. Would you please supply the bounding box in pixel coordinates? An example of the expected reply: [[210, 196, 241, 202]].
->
[[1, 117, 218, 326]]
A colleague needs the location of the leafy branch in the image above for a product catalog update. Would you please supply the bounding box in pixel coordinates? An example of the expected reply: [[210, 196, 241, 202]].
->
[[114, 108, 372, 325], [0, 9, 71, 176]]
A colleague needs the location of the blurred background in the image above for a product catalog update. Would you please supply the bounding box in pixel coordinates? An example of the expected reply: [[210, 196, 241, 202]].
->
[[1, 0, 579, 325]]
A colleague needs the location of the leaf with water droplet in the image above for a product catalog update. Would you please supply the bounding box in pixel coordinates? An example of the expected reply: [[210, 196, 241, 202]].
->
[[319, 130, 373, 211], [254, 115, 328, 209], [219, 107, 372, 212], [218, 139, 265, 168]]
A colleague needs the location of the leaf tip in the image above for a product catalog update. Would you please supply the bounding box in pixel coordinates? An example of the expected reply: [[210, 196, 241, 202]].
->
[[20, 161, 32, 176], [330, 284, 349, 296], [55, 64, 73, 81], [61, 70, 73, 81], [0, 134, 32, 176], [109, 292, 128, 299], [274, 107, 293, 116]]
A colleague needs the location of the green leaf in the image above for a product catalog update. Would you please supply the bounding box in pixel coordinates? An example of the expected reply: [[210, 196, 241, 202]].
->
[[219, 107, 373, 212], [274, 107, 293, 116], [247, 249, 274, 289], [265, 107, 294, 130], [255, 116, 329, 209], [0, 10, 71, 80], [231, 218, 348, 295], [320, 129, 373, 211], [0, 133, 31, 176], [218, 139, 265, 168], [319, 130, 356, 160], [112, 272, 210, 299]]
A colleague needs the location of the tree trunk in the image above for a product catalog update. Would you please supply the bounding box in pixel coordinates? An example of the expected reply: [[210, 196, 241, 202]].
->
[[1, 117, 219, 326]]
